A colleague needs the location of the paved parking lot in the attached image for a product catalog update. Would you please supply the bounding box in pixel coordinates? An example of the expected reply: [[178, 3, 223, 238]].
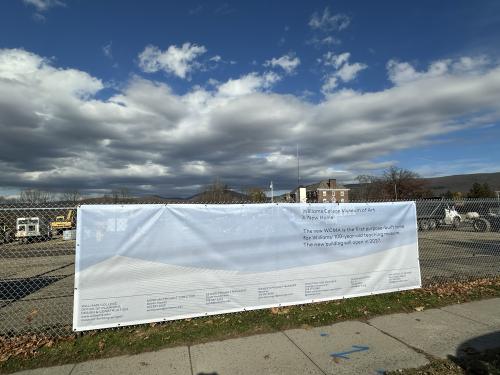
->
[[0, 227, 499, 336]]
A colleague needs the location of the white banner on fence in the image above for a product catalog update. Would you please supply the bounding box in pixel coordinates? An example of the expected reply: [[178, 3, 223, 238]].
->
[[73, 202, 420, 331]]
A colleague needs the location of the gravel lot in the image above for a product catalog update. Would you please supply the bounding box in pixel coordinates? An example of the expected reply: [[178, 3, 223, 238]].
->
[[0, 227, 498, 336], [419, 227, 500, 283]]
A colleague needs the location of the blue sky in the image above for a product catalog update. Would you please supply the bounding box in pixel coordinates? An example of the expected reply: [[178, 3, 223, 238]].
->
[[0, 0, 499, 197]]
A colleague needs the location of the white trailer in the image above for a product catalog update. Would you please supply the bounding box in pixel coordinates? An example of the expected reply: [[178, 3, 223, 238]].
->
[[15, 217, 52, 243]]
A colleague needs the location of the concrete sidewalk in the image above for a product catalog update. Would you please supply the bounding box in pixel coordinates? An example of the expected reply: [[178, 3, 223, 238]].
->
[[16, 298, 500, 375]]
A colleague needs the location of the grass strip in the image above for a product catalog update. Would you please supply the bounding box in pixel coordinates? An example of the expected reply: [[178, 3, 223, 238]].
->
[[1, 277, 499, 373]]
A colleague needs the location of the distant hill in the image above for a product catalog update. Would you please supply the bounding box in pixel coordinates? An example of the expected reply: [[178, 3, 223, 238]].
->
[[187, 189, 249, 202], [346, 172, 500, 197], [80, 195, 186, 204], [424, 172, 500, 196]]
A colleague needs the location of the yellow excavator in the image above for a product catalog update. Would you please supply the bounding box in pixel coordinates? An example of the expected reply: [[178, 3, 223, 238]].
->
[[50, 210, 76, 236]]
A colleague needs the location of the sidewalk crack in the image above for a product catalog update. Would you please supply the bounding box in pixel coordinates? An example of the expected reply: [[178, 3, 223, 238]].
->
[[188, 346, 194, 375], [438, 308, 490, 327], [282, 331, 327, 375], [365, 320, 436, 362]]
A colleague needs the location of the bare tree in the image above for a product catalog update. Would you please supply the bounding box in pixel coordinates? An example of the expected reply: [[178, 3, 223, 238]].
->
[[245, 187, 267, 202], [19, 189, 55, 203], [110, 188, 131, 203], [196, 178, 242, 202], [62, 190, 81, 203], [352, 167, 431, 201], [382, 166, 430, 199], [354, 174, 384, 201]]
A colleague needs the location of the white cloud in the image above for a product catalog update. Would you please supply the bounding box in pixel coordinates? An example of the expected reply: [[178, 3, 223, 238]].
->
[[217, 72, 281, 96], [321, 36, 340, 45], [0, 48, 103, 98], [453, 56, 489, 72], [102, 42, 113, 59], [1, 48, 500, 195], [307, 36, 342, 49], [309, 7, 350, 32], [321, 76, 339, 92], [138, 43, 207, 79], [264, 53, 300, 74], [23, 0, 64, 12], [336, 62, 367, 82], [387, 56, 491, 85], [320, 52, 367, 94], [322, 52, 350, 68]]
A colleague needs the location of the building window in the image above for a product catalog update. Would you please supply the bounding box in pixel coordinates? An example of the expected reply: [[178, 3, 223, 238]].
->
[[340, 191, 345, 197], [341, 199, 345, 203], [322, 191, 326, 197]]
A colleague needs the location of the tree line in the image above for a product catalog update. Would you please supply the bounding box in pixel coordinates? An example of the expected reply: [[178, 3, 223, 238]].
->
[[352, 167, 498, 200], [0, 170, 497, 204], [352, 167, 432, 200], [0, 188, 133, 204]]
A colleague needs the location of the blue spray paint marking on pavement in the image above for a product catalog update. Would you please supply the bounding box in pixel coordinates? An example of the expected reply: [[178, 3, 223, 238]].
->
[[320, 332, 329, 337], [375, 369, 386, 375], [330, 345, 369, 359]]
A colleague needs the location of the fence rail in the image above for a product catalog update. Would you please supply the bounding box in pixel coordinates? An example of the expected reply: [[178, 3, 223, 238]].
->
[[0, 199, 499, 337]]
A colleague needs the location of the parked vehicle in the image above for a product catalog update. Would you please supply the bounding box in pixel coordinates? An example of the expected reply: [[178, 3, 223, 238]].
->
[[50, 209, 75, 236], [15, 217, 52, 243], [416, 200, 487, 232], [0, 222, 13, 245], [416, 201, 462, 230], [487, 207, 500, 231], [473, 207, 500, 232]]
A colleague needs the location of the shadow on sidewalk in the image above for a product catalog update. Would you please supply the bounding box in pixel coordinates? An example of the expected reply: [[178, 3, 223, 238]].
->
[[449, 331, 500, 374]]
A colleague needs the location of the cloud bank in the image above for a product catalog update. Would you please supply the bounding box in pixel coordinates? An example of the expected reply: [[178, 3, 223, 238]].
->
[[0, 48, 499, 195]]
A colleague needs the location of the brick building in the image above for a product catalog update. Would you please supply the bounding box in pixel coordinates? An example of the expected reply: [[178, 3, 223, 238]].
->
[[307, 179, 349, 203], [290, 179, 350, 203]]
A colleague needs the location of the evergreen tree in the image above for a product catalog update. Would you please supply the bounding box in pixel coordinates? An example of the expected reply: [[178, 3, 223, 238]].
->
[[468, 182, 495, 198]]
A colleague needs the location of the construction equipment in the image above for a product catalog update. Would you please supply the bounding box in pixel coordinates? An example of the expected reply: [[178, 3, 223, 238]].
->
[[0, 222, 13, 245], [471, 207, 500, 232], [416, 201, 462, 230], [15, 217, 52, 243], [416, 200, 490, 232], [50, 210, 75, 236]]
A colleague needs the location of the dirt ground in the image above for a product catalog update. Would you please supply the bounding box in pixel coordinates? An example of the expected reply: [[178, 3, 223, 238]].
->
[[419, 226, 500, 283], [0, 226, 499, 336], [0, 238, 75, 335]]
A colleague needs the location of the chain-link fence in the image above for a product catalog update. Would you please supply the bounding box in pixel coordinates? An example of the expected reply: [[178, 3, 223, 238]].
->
[[0, 199, 499, 337]]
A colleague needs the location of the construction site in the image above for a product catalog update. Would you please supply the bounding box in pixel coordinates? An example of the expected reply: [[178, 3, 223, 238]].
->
[[0, 199, 499, 337]]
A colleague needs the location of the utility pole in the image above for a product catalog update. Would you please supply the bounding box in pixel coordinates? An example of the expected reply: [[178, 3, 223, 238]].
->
[[296, 144, 300, 187], [270, 181, 274, 203]]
